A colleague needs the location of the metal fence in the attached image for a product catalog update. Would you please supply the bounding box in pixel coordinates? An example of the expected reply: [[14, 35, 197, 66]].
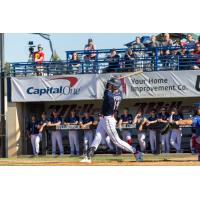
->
[[8, 46, 200, 77]]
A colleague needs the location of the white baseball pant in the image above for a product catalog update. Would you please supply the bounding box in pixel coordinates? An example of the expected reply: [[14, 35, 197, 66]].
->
[[51, 130, 64, 155], [122, 130, 131, 142], [170, 129, 182, 152], [160, 131, 170, 153], [91, 116, 136, 153], [31, 133, 42, 155], [68, 130, 80, 155], [149, 130, 156, 153], [137, 132, 146, 152], [83, 130, 93, 154], [100, 126, 114, 150]]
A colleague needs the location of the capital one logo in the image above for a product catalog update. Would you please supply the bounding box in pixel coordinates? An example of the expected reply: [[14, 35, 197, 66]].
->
[[26, 76, 81, 96]]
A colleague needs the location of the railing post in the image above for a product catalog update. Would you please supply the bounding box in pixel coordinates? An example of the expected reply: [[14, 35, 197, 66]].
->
[[155, 47, 158, 71]]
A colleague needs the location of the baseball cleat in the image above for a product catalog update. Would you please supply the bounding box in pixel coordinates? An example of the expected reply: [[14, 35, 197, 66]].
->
[[134, 151, 143, 162], [80, 157, 92, 163]]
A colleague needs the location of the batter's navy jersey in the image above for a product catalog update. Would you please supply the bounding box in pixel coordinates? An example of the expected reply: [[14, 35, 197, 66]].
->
[[50, 116, 62, 124], [81, 116, 94, 124], [65, 116, 79, 123], [27, 121, 40, 135], [120, 114, 133, 123], [101, 89, 122, 116], [192, 115, 200, 136]]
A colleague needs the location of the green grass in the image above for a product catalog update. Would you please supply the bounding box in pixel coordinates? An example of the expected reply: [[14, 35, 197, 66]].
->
[[0, 153, 198, 166]]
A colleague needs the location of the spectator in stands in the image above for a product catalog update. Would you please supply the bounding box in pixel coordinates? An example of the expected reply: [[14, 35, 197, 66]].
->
[[69, 52, 81, 74], [148, 35, 160, 48], [33, 44, 45, 76], [64, 110, 80, 156], [124, 48, 135, 71], [132, 36, 145, 49], [191, 44, 200, 70], [160, 34, 173, 68], [106, 48, 120, 73], [132, 37, 145, 70], [177, 47, 190, 70], [84, 38, 96, 60], [132, 36, 145, 56], [161, 33, 173, 48], [184, 34, 196, 52], [169, 49, 179, 70], [196, 35, 200, 46]]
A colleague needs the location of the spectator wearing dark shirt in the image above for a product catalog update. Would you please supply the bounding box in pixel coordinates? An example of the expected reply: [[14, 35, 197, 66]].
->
[[124, 48, 135, 71], [64, 110, 80, 156], [69, 52, 81, 73], [106, 48, 120, 73], [184, 34, 196, 52], [84, 38, 96, 60], [191, 44, 200, 69]]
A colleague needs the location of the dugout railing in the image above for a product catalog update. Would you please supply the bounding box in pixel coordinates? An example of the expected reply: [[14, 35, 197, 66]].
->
[[23, 123, 193, 155], [8, 46, 200, 77]]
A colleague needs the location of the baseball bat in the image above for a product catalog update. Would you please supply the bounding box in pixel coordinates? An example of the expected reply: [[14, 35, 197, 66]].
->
[[117, 70, 143, 79]]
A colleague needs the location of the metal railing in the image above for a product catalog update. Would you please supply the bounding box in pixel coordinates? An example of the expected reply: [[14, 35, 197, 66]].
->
[[8, 46, 200, 77]]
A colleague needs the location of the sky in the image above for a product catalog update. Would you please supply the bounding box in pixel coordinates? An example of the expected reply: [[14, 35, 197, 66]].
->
[[4, 33, 153, 62]]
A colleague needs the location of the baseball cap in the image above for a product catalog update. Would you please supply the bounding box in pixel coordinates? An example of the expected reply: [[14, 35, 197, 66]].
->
[[38, 44, 43, 49], [52, 109, 58, 113], [88, 38, 93, 42]]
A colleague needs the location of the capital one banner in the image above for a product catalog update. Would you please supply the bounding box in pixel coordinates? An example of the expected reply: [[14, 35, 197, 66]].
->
[[97, 70, 200, 99], [11, 75, 97, 102]]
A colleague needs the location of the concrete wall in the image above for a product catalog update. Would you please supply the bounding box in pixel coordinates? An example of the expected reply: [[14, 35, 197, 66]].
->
[[6, 102, 24, 157]]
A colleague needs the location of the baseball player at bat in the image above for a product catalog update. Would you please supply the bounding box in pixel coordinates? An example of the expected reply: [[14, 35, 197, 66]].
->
[[80, 77, 143, 163], [174, 103, 200, 161]]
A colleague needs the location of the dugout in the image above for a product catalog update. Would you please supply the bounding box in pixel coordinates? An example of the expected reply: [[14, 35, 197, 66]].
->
[[6, 97, 199, 157]]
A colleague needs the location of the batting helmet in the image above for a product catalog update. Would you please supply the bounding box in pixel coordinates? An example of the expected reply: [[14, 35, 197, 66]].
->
[[107, 77, 121, 89]]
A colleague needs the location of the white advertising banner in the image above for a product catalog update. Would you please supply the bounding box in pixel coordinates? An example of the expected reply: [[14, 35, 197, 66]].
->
[[11, 75, 97, 102], [97, 70, 200, 99]]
